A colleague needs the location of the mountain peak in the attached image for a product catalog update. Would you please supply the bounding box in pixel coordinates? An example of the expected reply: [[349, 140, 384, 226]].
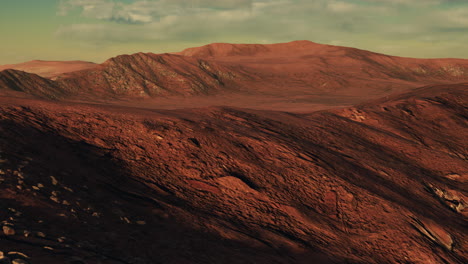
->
[[177, 40, 325, 57]]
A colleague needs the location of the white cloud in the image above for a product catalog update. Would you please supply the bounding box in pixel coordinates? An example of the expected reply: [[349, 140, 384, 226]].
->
[[54, 0, 468, 59], [439, 8, 468, 25], [58, 0, 115, 18], [58, 0, 254, 24], [327, 1, 358, 13]]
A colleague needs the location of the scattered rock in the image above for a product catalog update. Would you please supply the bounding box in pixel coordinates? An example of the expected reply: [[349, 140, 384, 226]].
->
[[50, 196, 60, 203], [50, 176, 58, 186], [425, 184, 467, 216], [444, 173, 465, 182], [23, 230, 30, 237], [43, 246, 54, 251], [13, 171, 24, 179], [92, 212, 100, 217], [11, 259, 27, 264], [411, 217, 453, 250], [3, 225, 15, 236], [6, 252, 29, 261]]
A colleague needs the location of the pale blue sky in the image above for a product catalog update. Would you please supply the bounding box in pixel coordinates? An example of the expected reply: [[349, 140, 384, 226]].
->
[[1, 0, 468, 64]]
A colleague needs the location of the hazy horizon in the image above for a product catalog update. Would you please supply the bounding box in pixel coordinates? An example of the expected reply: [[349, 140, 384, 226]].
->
[[2, 0, 468, 64]]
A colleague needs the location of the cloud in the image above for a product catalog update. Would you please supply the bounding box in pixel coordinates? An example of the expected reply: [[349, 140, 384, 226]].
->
[[58, 0, 254, 24], [440, 8, 468, 25], [327, 1, 358, 12], [54, 0, 468, 58], [58, 0, 115, 19]]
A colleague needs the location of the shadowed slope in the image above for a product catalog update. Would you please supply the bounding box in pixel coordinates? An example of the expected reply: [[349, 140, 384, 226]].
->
[[0, 84, 466, 263], [0, 69, 66, 99]]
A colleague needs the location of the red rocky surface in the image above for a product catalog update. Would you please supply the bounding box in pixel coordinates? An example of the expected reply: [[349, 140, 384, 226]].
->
[[0, 83, 466, 263], [2, 41, 468, 108]]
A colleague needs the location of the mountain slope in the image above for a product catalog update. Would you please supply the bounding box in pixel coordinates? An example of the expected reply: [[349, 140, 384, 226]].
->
[[0, 83, 466, 263], [0, 60, 97, 78], [0, 69, 66, 99], [1, 41, 468, 105], [179, 41, 468, 96], [56, 52, 249, 98]]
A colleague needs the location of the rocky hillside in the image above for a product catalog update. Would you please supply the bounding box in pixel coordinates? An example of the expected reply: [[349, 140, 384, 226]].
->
[[0, 83, 466, 263], [179, 41, 468, 96], [2, 41, 468, 102], [0, 69, 66, 99], [56, 53, 249, 98]]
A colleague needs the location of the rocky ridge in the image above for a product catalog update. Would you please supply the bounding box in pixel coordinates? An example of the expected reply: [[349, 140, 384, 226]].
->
[[0, 83, 466, 263], [2, 41, 468, 103]]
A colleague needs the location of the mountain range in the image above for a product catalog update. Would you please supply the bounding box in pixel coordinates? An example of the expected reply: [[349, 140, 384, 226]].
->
[[0, 41, 466, 264]]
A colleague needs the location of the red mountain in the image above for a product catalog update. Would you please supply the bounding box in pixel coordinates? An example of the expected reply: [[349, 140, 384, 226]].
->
[[0, 69, 66, 99], [1, 41, 468, 108], [0, 42, 466, 264], [0, 60, 97, 78], [56, 52, 249, 99]]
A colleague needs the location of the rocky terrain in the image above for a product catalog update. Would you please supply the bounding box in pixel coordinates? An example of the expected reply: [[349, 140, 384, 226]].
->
[[2, 41, 468, 105], [0, 42, 467, 263], [0, 82, 466, 263]]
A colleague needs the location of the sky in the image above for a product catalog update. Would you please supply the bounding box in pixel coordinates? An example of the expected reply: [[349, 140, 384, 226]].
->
[[1, 0, 468, 64]]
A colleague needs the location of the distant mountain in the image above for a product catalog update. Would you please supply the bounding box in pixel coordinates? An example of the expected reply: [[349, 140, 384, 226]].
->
[[1, 41, 468, 103], [0, 60, 97, 78], [55, 52, 249, 99], [176, 40, 327, 57], [0, 69, 66, 99]]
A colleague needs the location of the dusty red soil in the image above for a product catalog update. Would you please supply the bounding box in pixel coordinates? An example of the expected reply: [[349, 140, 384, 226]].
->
[[0, 82, 466, 263]]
